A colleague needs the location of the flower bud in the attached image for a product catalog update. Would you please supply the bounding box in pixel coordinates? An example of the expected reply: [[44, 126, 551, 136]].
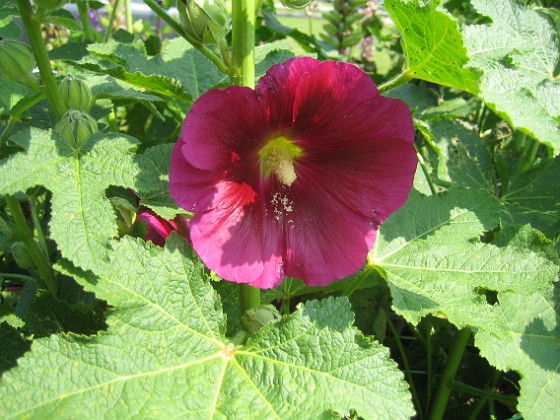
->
[[0, 39, 39, 89], [177, 0, 229, 45], [11, 242, 35, 269], [55, 110, 98, 149], [281, 0, 311, 8], [32, 0, 69, 11], [242, 304, 281, 333], [58, 74, 94, 112]]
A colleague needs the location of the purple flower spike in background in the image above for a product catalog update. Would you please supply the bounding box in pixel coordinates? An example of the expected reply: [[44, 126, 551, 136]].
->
[[170, 57, 417, 289]]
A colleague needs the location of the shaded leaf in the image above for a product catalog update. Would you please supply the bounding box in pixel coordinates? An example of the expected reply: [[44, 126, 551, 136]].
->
[[475, 226, 559, 419], [501, 155, 560, 238]]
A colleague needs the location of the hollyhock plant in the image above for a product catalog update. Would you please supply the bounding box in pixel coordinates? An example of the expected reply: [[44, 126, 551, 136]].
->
[[170, 57, 417, 289]]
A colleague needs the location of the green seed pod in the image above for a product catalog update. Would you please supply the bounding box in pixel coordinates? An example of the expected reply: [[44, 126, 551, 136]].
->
[[177, 0, 229, 45], [0, 39, 39, 89], [11, 242, 35, 269], [281, 0, 311, 9], [55, 109, 98, 149], [58, 74, 94, 112], [32, 0, 69, 11]]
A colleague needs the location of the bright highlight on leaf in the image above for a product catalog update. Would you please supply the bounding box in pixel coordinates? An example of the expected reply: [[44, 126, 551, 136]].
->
[[170, 57, 417, 289], [384, 0, 479, 93], [464, 0, 560, 150]]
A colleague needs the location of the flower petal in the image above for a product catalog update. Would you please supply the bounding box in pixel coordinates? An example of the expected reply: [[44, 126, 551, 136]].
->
[[169, 141, 218, 212], [181, 86, 268, 173], [292, 60, 414, 146], [256, 57, 322, 130], [282, 187, 377, 285], [190, 181, 285, 289]]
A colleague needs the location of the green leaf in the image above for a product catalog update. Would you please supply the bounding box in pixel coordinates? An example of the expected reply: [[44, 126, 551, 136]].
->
[[475, 226, 560, 419], [501, 154, 560, 238], [0, 236, 414, 419], [0, 128, 140, 271], [464, 0, 560, 151], [0, 79, 36, 112], [0, 321, 30, 375], [68, 37, 227, 101], [134, 144, 186, 219], [384, 0, 479, 93], [423, 119, 497, 193], [371, 188, 558, 331]]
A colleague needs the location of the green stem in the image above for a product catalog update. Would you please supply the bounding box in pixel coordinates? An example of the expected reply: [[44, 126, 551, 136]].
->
[[104, 0, 121, 42], [4, 195, 58, 295], [378, 69, 413, 94], [15, 0, 66, 119], [77, 0, 97, 41], [232, 0, 259, 315], [428, 327, 472, 420], [0, 273, 37, 281], [124, 0, 133, 33], [28, 192, 49, 257], [342, 265, 375, 297], [240, 284, 261, 314], [425, 318, 433, 417], [386, 309, 423, 417], [451, 380, 517, 405], [415, 144, 437, 195], [142, 0, 230, 75], [232, 0, 255, 88], [516, 134, 539, 175]]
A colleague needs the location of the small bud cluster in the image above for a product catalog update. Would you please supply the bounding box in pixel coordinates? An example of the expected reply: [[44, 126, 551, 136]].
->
[[55, 74, 98, 149]]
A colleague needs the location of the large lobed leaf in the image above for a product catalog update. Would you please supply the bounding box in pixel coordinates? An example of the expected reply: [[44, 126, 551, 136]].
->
[[0, 128, 139, 272], [0, 237, 414, 419], [475, 227, 560, 419], [372, 188, 558, 331], [384, 0, 479, 93], [464, 0, 560, 151]]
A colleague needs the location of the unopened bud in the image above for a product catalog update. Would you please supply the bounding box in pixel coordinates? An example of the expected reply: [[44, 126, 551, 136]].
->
[[281, 0, 312, 8], [0, 39, 39, 89], [177, 0, 229, 45], [242, 304, 281, 333], [55, 110, 98, 149], [58, 74, 94, 112], [12, 242, 35, 269], [32, 0, 69, 11]]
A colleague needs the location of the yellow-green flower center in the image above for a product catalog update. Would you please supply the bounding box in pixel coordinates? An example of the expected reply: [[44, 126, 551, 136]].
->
[[258, 136, 303, 187]]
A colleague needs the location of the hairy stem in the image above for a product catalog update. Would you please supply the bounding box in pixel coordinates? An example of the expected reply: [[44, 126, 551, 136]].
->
[[16, 0, 66, 119], [378, 70, 413, 94], [232, 0, 255, 88], [4, 195, 58, 295], [232, 0, 259, 315], [386, 309, 423, 417], [77, 0, 97, 41], [428, 327, 472, 420]]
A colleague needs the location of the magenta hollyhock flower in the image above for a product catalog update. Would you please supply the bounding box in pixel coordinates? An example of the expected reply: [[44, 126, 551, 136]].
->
[[137, 208, 190, 247], [170, 57, 417, 289]]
